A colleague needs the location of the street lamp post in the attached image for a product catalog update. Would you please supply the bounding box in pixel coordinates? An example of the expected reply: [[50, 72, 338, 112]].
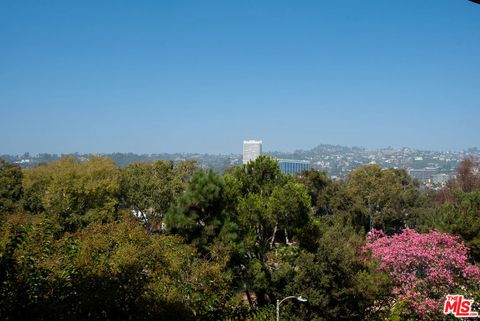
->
[[276, 296, 307, 321]]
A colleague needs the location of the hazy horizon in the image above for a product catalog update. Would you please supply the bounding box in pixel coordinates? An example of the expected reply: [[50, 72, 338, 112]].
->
[[3, 142, 479, 157], [1, 1, 479, 154]]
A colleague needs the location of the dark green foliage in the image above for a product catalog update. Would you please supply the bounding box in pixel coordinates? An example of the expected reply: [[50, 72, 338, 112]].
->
[[296, 169, 339, 216], [418, 191, 480, 261], [165, 169, 233, 252], [228, 156, 282, 195], [0, 159, 22, 215], [282, 220, 392, 321]]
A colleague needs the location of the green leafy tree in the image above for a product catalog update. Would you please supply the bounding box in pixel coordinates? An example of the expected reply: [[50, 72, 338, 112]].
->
[[22, 156, 120, 231], [342, 165, 421, 234], [120, 160, 195, 231], [225, 157, 313, 307], [20, 163, 50, 214], [228, 156, 283, 196]]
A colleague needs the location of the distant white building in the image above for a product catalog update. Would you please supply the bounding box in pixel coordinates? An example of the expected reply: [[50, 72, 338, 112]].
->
[[243, 140, 262, 164]]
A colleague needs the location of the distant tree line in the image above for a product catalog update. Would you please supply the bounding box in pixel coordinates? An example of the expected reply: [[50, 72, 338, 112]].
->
[[0, 152, 239, 173], [0, 155, 479, 320]]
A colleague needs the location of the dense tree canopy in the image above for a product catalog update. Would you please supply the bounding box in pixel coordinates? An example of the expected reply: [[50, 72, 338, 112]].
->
[[0, 213, 236, 321], [0, 155, 479, 321], [22, 156, 120, 231]]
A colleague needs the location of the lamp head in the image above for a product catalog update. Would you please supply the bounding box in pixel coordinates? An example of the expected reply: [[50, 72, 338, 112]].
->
[[297, 296, 307, 303]]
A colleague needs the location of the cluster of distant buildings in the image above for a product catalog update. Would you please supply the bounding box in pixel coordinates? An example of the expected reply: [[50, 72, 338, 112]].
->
[[242, 140, 461, 188], [243, 140, 311, 174], [408, 168, 451, 189]]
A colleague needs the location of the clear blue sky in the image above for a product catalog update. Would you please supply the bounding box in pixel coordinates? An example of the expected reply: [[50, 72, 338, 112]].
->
[[1, 0, 479, 154]]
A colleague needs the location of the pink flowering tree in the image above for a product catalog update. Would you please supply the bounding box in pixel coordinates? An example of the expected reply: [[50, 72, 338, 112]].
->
[[363, 229, 480, 320]]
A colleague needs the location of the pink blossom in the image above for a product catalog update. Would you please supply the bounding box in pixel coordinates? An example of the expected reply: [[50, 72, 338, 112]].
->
[[363, 229, 480, 319]]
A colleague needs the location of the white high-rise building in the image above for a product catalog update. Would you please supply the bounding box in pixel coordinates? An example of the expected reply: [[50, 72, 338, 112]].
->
[[243, 140, 262, 164]]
